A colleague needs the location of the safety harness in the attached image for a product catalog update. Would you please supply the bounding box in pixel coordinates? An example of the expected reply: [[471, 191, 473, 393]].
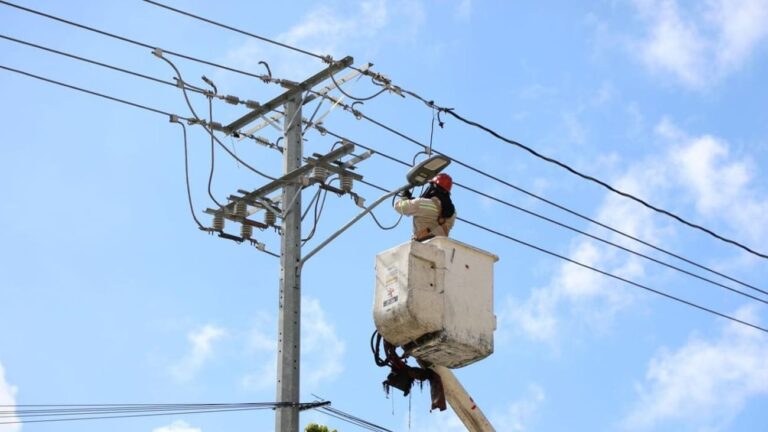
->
[[413, 216, 448, 242]]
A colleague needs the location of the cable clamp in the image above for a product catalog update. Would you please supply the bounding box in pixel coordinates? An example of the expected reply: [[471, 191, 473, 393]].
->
[[151, 47, 164, 58], [168, 114, 179, 123]]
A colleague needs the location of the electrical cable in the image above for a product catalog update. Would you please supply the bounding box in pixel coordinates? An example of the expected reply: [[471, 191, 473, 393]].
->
[[1, 407, 267, 425], [204, 84, 224, 208], [2, 402, 329, 425], [0, 64, 281, 256], [0, 33, 191, 92], [0, 0, 273, 82], [154, 54, 276, 181], [440, 108, 768, 261], [308, 395, 394, 432], [302, 187, 330, 244], [354, 178, 768, 335], [302, 98, 768, 297], [0, 64, 184, 119], [301, 187, 323, 222], [329, 71, 389, 102], [367, 207, 404, 231], [312, 126, 768, 305], [135, 0, 767, 259], [315, 406, 393, 432], [142, 0, 328, 62], [171, 120, 207, 230]]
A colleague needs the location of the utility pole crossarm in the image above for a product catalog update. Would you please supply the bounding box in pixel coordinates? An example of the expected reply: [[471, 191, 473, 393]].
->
[[225, 56, 354, 133], [204, 142, 355, 217]]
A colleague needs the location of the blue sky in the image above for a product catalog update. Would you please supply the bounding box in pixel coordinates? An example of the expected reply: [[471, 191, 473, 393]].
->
[[1, 1, 768, 431]]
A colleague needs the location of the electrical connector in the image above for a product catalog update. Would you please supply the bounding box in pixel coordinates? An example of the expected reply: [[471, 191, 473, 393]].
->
[[224, 95, 240, 105], [152, 47, 163, 58]]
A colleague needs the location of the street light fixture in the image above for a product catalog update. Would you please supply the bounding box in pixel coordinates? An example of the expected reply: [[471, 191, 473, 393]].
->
[[301, 154, 452, 266]]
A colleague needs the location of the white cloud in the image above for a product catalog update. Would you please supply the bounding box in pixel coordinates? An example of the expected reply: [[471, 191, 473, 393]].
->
[[152, 420, 201, 432], [222, 0, 424, 83], [0, 362, 20, 432], [504, 118, 767, 342], [170, 324, 227, 382], [407, 409, 466, 432], [623, 306, 768, 431], [302, 297, 345, 386], [492, 384, 546, 431], [455, 0, 472, 21], [242, 296, 344, 391], [630, 0, 768, 88]]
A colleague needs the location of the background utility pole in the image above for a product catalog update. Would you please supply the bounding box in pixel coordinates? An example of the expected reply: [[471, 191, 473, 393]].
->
[[276, 93, 303, 432]]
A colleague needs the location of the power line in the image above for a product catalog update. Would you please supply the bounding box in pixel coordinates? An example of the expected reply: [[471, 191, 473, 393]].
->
[[0, 0, 271, 82], [1, 64, 281, 258], [1, 402, 329, 425], [155, 53, 277, 181], [0, 64, 183, 119], [307, 123, 768, 305], [440, 108, 768, 261], [172, 120, 207, 230], [137, 0, 768, 260], [142, 0, 328, 62], [302, 94, 767, 297], [353, 177, 768, 335], [0, 33, 179, 89]]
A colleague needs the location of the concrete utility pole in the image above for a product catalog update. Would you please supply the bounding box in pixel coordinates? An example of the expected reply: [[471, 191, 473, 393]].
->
[[205, 56, 355, 432], [275, 93, 303, 432]]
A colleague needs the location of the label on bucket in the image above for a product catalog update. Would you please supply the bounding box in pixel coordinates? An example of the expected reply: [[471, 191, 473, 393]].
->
[[383, 266, 399, 308]]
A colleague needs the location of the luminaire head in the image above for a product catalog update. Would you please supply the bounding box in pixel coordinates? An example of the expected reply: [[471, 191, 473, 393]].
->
[[406, 155, 452, 186]]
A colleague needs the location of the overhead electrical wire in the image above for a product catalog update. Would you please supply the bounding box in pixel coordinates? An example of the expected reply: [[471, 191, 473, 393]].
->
[[202, 79, 225, 208], [142, 0, 328, 62], [309, 395, 394, 432], [172, 120, 206, 230], [0, 64, 184, 119], [438, 108, 768, 261], [20, 0, 726, 278], [0, 402, 329, 425], [354, 177, 768, 335], [0, 64, 281, 257], [8, 0, 765, 320], [137, 0, 768, 260], [306, 121, 768, 304], [154, 52, 277, 181], [0, 0, 273, 82], [302, 94, 767, 298]]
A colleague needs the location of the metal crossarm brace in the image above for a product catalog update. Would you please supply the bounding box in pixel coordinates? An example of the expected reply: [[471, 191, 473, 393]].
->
[[225, 56, 354, 134], [242, 62, 373, 136], [206, 142, 355, 217]]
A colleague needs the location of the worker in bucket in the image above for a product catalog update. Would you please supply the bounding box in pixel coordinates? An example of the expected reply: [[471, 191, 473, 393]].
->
[[394, 173, 456, 241]]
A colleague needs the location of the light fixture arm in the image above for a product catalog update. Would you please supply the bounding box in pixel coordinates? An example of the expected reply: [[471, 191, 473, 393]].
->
[[300, 184, 411, 267]]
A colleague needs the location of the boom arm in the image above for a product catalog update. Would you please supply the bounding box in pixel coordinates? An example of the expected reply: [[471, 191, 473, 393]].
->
[[430, 365, 495, 432]]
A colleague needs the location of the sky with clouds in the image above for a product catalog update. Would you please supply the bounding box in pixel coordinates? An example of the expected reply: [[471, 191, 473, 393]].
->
[[1, 1, 767, 431]]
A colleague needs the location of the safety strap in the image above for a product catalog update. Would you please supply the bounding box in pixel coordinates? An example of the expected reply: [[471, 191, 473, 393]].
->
[[412, 216, 447, 242]]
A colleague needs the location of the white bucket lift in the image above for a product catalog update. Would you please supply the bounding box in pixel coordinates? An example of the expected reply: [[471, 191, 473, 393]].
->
[[373, 237, 498, 369]]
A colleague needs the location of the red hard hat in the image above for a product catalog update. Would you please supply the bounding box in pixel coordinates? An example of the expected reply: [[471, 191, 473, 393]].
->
[[430, 173, 453, 192]]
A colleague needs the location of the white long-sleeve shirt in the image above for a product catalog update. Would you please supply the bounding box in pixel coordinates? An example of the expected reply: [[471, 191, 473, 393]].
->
[[394, 196, 456, 239]]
